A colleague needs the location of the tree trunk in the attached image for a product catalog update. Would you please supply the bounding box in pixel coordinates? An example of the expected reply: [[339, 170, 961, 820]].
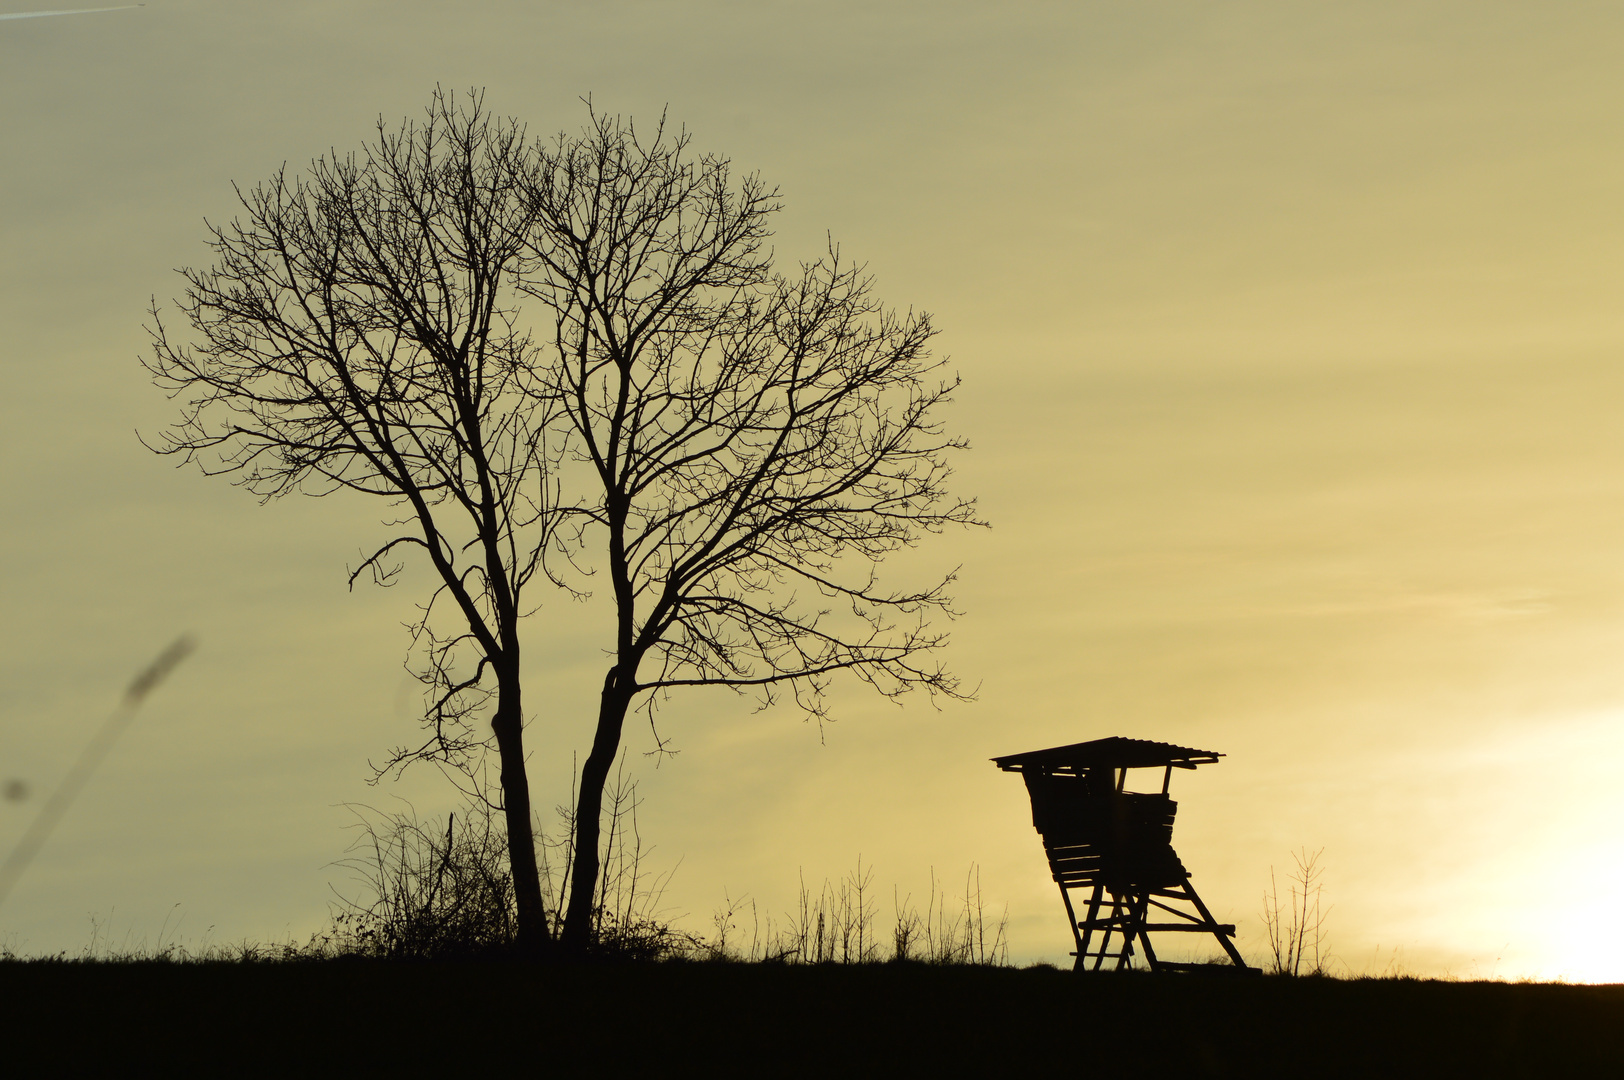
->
[[560, 665, 634, 951], [490, 662, 550, 952]]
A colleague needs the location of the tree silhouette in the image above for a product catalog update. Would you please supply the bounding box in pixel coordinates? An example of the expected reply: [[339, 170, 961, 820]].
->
[[147, 93, 980, 956], [520, 112, 982, 950], [143, 91, 558, 949]]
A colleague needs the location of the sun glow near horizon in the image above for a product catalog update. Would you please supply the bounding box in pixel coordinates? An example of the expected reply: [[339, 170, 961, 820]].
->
[[1301, 708, 1624, 984], [1494, 714, 1624, 984]]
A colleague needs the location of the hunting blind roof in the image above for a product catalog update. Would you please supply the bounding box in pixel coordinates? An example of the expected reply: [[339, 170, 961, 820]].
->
[[991, 737, 1223, 774]]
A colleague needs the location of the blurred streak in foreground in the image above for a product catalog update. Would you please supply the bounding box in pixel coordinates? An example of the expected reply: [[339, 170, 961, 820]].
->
[[0, 6, 143, 22], [0, 635, 194, 910]]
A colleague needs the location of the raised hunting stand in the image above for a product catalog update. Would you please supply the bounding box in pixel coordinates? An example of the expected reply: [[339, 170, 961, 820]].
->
[[994, 737, 1251, 973]]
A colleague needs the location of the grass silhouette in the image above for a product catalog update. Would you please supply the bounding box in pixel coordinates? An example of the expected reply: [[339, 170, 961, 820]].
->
[[0, 953, 1618, 1076], [2, 804, 1615, 1075]]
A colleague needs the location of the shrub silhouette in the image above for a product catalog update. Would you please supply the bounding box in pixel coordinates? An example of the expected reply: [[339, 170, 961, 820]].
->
[[331, 803, 517, 959], [330, 763, 695, 960]]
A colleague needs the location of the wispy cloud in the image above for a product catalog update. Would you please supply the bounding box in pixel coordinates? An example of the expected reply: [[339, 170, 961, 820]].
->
[[0, 4, 142, 20]]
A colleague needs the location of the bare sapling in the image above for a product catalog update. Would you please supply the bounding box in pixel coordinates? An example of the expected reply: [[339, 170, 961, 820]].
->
[[1261, 847, 1331, 976]]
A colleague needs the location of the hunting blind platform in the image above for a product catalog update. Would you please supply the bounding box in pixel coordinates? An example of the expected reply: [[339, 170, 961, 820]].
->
[[994, 737, 1252, 973]]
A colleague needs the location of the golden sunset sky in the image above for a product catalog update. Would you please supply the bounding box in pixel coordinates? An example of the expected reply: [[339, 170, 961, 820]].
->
[[4, 1, 1624, 979]]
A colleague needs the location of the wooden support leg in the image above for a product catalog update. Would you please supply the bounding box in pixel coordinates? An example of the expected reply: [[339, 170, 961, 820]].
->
[[1059, 883, 1085, 972], [1111, 891, 1148, 972], [1138, 927, 1160, 972], [1131, 893, 1160, 972], [1181, 879, 1250, 969], [1092, 890, 1134, 971], [1093, 891, 1117, 972], [1111, 891, 1137, 971], [1080, 883, 1104, 972]]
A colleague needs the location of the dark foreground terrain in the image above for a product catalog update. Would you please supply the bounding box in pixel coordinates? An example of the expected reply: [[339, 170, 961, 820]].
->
[[1, 960, 1618, 1075]]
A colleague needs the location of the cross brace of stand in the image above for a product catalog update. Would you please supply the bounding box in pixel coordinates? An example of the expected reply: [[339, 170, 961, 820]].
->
[[1060, 876, 1249, 973]]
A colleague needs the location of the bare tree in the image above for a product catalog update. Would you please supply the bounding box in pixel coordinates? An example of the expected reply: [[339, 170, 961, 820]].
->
[[1261, 847, 1330, 976], [143, 90, 558, 949], [520, 113, 982, 950]]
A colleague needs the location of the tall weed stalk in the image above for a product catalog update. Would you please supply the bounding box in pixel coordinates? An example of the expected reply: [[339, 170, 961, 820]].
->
[[708, 862, 1009, 966]]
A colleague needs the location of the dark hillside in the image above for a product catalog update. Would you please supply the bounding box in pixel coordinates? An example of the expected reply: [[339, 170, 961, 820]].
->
[[1, 961, 1617, 1076]]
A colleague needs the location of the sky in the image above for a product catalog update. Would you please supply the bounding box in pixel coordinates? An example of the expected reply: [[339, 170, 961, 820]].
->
[[3, 0, 1624, 980]]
